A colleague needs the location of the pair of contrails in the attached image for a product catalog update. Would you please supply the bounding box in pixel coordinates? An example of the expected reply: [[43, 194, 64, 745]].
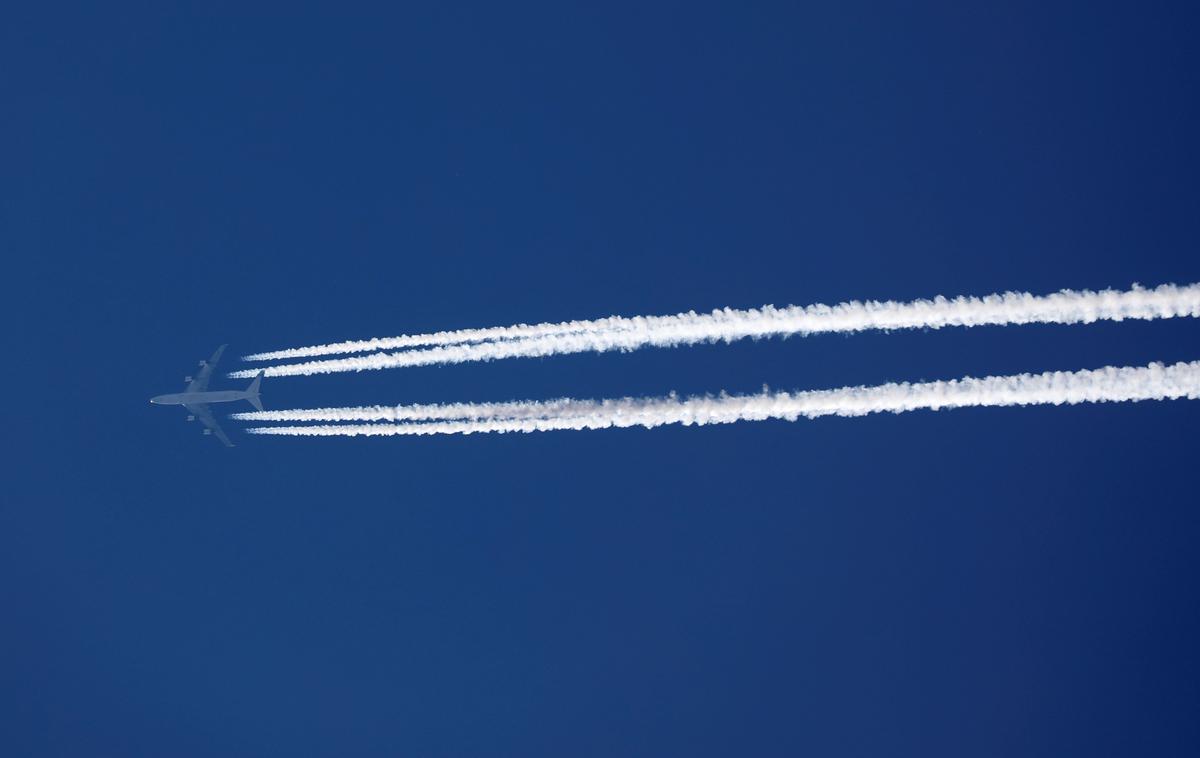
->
[[230, 283, 1200, 439]]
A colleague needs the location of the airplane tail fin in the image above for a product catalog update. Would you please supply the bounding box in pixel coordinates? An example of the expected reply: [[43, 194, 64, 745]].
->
[[245, 371, 264, 411]]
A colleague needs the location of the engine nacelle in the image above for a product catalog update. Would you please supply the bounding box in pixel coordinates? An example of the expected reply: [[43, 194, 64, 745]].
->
[[202, 428, 212, 435], [186, 415, 195, 421], [184, 376, 193, 383]]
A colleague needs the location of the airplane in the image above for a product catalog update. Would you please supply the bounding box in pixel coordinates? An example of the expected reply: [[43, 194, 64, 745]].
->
[[150, 345, 263, 447]]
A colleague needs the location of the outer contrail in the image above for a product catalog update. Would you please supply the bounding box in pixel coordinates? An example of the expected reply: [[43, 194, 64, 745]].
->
[[242, 282, 1200, 363], [230, 283, 1200, 378], [233, 397, 608, 423], [241, 320, 625, 361], [244, 360, 1200, 437]]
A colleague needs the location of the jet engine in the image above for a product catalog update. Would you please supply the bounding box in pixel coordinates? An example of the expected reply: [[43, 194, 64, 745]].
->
[[186, 415, 195, 421], [203, 428, 212, 435]]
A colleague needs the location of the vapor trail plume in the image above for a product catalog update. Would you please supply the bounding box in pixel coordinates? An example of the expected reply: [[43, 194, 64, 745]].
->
[[242, 321, 617, 362], [245, 360, 1200, 437], [230, 283, 1200, 378], [233, 397, 607, 423]]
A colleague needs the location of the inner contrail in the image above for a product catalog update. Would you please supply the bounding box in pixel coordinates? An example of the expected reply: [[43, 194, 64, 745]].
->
[[230, 283, 1200, 378], [244, 360, 1200, 437]]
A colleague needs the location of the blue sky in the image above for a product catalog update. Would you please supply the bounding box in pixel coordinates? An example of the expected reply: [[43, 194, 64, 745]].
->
[[3, 3, 1199, 755]]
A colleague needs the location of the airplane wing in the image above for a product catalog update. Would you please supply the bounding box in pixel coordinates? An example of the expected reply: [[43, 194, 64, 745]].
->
[[184, 403, 235, 447], [185, 344, 227, 393]]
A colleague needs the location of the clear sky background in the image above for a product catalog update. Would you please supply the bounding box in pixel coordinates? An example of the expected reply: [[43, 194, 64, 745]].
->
[[3, 3, 1199, 756]]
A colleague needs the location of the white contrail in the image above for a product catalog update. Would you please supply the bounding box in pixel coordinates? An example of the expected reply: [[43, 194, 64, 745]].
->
[[240, 282, 1200, 362], [244, 360, 1200, 437], [230, 283, 1200, 378], [241, 320, 626, 361], [233, 397, 609, 423]]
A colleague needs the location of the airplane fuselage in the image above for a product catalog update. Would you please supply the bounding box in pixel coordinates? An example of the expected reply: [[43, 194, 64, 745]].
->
[[150, 390, 254, 406], [153, 345, 262, 447]]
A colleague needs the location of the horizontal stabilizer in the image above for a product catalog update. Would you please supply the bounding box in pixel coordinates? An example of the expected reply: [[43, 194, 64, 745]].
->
[[246, 371, 264, 411]]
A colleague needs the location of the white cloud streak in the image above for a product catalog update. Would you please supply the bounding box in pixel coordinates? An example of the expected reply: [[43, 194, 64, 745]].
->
[[230, 283, 1200, 378], [242, 320, 616, 362], [244, 360, 1200, 437], [233, 397, 608, 423]]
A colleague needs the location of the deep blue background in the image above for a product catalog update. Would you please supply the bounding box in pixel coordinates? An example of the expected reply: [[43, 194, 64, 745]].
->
[[3, 3, 1199, 755]]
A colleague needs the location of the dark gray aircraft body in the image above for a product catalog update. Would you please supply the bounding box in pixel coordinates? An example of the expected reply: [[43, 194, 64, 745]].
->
[[151, 345, 263, 447]]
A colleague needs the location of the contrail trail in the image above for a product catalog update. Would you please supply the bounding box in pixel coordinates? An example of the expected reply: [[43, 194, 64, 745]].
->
[[241, 283, 1200, 362], [230, 283, 1200, 378], [241, 320, 627, 361], [244, 360, 1200, 437], [233, 397, 609, 423]]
